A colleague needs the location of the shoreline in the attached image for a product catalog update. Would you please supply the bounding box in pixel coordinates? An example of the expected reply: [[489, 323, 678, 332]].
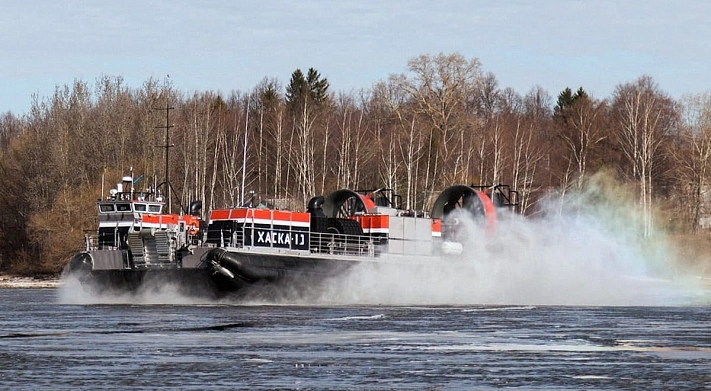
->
[[0, 275, 62, 289]]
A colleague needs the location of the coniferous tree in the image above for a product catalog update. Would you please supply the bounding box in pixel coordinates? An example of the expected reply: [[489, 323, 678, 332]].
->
[[285, 68, 330, 204]]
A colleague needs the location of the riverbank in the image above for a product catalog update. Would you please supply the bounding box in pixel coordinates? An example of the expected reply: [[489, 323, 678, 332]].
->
[[0, 275, 62, 288]]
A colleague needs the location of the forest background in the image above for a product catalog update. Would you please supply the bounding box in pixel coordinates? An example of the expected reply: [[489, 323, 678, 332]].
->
[[1, 52, 711, 276]]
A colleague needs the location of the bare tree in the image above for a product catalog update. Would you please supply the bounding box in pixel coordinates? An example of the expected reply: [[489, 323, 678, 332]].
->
[[509, 87, 550, 213], [554, 88, 607, 189], [332, 92, 371, 190], [611, 76, 678, 237], [215, 93, 247, 207], [252, 79, 287, 200], [371, 78, 424, 208], [0, 112, 23, 151], [673, 93, 711, 231], [179, 91, 224, 212], [399, 53, 483, 191]]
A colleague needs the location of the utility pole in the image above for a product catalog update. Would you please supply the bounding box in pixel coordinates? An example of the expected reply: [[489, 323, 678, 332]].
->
[[241, 97, 250, 206], [154, 101, 175, 213]]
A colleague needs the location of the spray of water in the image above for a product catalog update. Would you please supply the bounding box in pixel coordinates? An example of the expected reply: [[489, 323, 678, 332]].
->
[[304, 173, 709, 306], [58, 271, 219, 306]]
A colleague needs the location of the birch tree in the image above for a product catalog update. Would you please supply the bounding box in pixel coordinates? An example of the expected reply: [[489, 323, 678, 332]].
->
[[553, 87, 607, 189], [511, 87, 550, 213], [333, 92, 371, 190], [611, 76, 677, 237], [372, 78, 424, 209], [674, 93, 711, 231]]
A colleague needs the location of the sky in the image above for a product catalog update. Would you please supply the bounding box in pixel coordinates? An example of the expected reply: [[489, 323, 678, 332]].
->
[[2, 0, 710, 116]]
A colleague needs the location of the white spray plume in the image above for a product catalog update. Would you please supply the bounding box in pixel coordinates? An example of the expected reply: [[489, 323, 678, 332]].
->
[[305, 174, 708, 306], [58, 272, 218, 306]]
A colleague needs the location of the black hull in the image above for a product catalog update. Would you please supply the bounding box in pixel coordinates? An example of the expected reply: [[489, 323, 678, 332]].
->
[[206, 248, 352, 282], [67, 249, 358, 299], [78, 268, 223, 298]]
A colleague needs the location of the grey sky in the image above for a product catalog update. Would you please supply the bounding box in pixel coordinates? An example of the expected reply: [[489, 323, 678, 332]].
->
[[2, 0, 709, 115]]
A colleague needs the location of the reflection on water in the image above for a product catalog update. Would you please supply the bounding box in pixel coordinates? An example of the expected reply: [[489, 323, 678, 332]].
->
[[1, 289, 709, 389]]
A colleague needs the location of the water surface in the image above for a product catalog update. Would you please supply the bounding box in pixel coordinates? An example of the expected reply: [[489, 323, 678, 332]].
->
[[1, 289, 709, 390]]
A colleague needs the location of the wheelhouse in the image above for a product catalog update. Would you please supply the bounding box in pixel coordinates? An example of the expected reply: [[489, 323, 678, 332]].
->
[[97, 201, 163, 215]]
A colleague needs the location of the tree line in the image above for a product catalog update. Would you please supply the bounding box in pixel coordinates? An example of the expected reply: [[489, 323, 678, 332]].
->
[[1, 52, 710, 275]]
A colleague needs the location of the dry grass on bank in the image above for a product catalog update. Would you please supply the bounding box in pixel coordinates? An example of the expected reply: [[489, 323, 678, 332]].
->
[[0, 274, 61, 288]]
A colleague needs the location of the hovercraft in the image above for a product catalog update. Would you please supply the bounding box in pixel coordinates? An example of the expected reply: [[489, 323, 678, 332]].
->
[[66, 174, 518, 298]]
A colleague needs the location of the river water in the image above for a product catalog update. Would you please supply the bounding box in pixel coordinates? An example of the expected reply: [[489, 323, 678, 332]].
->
[[1, 288, 709, 390]]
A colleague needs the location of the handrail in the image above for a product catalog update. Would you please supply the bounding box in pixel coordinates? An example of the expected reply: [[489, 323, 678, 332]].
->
[[204, 225, 375, 256], [308, 231, 375, 256]]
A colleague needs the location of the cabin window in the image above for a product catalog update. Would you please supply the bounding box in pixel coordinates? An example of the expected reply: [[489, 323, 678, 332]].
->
[[99, 204, 115, 213], [134, 203, 147, 212], [148, 205, 162, 213], [116, 203, 131, 212]]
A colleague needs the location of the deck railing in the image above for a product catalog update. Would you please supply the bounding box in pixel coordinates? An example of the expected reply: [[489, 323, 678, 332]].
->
[[307, 231, 375, 257], [207, 226, 376, 257]]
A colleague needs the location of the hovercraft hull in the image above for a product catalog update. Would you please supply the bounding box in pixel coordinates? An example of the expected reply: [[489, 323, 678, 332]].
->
[[67, 247, 358, 299]]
